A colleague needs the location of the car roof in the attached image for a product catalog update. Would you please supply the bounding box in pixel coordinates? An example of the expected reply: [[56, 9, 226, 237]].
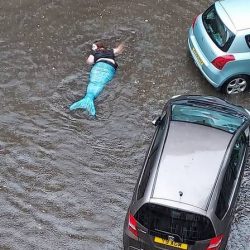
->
[[152, 121, 233, 211], [218, 0, 250, 31]]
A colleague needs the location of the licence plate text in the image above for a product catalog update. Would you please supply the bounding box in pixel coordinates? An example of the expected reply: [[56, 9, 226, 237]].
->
[[154, 236, 188, 249], [192, 47, 204, 66]]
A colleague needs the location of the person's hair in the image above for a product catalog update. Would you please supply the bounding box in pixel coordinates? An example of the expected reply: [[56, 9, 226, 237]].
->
[[94, 41, 107, 50]]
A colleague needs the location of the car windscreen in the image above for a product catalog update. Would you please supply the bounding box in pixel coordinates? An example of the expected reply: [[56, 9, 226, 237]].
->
[[135, 203, 215, 242], [202, 4, 235, 52], [171, 104, 246, 133]]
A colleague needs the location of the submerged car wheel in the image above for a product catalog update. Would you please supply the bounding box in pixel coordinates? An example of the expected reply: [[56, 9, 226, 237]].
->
[[222, 75, 249, 95]]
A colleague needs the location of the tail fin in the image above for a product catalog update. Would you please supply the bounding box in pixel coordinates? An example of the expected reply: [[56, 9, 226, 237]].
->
[[69, 96, 96, 116]]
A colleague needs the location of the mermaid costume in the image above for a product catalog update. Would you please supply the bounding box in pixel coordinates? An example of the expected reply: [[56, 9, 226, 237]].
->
[[70, 48, 117, 116]]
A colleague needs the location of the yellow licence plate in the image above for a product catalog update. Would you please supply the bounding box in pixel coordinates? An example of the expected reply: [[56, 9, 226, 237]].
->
[[154, 236, 188, 249], [192, 47, 204, 66]]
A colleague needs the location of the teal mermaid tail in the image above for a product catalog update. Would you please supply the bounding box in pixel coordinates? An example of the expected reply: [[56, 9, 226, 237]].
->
[[69, 95, 96, 116], [69, 62, 116, 116]]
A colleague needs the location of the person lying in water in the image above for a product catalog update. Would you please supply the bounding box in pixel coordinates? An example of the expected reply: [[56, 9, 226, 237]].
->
[[69, 41, 125, 116]]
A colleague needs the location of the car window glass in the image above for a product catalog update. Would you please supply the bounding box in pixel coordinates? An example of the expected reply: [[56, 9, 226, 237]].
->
[[151, 114, 167, 153], [202, 4, 235, 52], [137, 150, 157, 200], [215, 133, 246, 219], [215, 191, 227, 220], [244, 126, 249, 137], [171, 104, 245, 133], [245, 35, 250, 49], [137, 115, 167, 200], [135, 203, 215, 241], [230, 133, 246, 177], [215, 165, 235, 219]]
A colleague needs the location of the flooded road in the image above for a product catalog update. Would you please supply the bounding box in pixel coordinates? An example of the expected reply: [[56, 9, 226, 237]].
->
[[0, 0, 249, 249]]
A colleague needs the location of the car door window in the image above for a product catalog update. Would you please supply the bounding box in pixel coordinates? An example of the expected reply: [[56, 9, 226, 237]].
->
[[245, 35, 250, 49], [151, 114, 167, 153], [137, 149, 158, 200], [230, 133, 246, 177], [215, 163, 234, 219], [215, 133, 246, 219], [137, 115, 167, 200]]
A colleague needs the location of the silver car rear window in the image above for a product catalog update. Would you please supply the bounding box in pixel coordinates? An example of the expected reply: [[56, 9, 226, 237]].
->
[[202, 4, 235, 52], [135, 203, 215, 242], [171, 104, 245, 133]]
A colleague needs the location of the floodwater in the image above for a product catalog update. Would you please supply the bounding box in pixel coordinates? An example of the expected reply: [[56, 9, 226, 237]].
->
[[0, 0, 249, 249]]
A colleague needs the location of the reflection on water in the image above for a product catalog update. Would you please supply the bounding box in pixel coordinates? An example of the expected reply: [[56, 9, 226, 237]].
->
[[0, 0, 249, 249]]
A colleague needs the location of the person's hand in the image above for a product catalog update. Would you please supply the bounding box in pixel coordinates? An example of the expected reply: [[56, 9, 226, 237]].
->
[[86, 54, 94, 65], [114, 42, 125, 56]]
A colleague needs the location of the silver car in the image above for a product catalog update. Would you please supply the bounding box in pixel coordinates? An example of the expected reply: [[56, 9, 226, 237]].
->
[[188, 0, 250, 94], [123, 95, 250, 250]]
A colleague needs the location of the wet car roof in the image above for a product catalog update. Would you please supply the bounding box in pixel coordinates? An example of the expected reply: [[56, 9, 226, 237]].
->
[[152, 121, 233, 210], [219, 0, 250, 31]]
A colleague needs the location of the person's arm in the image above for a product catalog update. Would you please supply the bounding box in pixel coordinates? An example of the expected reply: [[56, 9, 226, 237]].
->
[[113, 42, 125, 56], [86, 54, 94, 65]]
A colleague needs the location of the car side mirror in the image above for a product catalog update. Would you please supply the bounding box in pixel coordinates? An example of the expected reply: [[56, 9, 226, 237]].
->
[[152, 117, 161, 126], [244, 127, 250, 146]]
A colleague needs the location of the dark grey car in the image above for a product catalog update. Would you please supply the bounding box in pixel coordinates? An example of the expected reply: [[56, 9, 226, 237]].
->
[[123, 95, 250, 250]]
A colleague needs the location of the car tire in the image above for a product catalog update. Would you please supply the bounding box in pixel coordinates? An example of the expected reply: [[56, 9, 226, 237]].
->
[[222, 75, 249, 95]]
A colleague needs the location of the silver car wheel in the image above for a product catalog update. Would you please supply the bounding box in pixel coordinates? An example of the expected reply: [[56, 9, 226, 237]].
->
[[226, 77, 247, 94]]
